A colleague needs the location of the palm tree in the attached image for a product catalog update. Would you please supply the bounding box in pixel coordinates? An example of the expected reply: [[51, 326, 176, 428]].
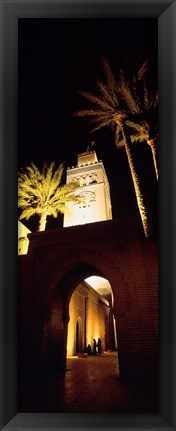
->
[[117, 61, 158, 179], [74, 57, 150, 238], [18, 161, 78, 231]]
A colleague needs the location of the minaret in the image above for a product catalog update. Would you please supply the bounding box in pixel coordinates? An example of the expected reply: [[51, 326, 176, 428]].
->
[[63, 150, 112, 227]]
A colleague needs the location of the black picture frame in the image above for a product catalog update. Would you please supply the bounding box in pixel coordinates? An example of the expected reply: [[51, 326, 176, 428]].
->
[[0, 1, 175, 430]]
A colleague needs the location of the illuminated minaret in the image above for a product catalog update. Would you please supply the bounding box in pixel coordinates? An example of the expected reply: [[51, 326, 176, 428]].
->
[[63, 150, 112, 227]]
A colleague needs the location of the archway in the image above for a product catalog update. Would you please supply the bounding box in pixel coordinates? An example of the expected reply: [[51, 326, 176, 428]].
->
[[43, 262, 120, 377]]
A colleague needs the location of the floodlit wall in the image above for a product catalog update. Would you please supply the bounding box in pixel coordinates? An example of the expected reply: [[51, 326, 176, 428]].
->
[[18, 220, 31, 255], [67, 281, 110, 356], [63, 151, 112, 227]]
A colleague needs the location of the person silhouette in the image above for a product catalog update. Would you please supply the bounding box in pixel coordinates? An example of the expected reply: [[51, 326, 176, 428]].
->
[[86, 344, 92, 355], [93, 339, 97, 355], [97, 338, 101, 355]]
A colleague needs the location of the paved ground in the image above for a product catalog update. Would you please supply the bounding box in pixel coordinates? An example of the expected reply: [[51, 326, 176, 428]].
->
[[21, 351, 157, 413]]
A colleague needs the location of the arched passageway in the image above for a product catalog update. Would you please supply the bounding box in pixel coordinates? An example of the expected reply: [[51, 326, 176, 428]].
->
[[44, 263, 119, 377], [67, 275, 118, 358]]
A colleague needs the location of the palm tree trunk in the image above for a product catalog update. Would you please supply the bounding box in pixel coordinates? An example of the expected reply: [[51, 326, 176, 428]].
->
[[148, 140, 158, 180], [121, 121, 150, 238], [38, 212, 47, 231]]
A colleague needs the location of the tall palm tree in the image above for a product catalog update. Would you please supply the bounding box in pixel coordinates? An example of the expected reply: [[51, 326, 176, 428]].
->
[[74, 57, 150, 237], [18, 162, 78, 231], [117, 61, 158, 179]]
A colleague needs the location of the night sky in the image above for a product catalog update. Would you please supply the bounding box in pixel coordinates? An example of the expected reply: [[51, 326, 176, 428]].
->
[[18, 18, 158, 231]]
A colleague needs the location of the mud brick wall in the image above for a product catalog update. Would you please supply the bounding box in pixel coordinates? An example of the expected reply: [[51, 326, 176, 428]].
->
[[19, 218, 158, 382]]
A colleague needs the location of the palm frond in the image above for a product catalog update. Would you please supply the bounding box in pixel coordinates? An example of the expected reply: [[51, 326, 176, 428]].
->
[[49, 184, 77, 206], [79, 91, 114, 112], [138, 59, 149, 80], [142, 77, 149, 109], [115, 138, 125, 148], [43, 161, 55, 180], [48, 207, 58, 218], [73, 109, 108, 118], [130, 134, 148, 144], [19, 207, 37, 220], [102, 57, 117, 105], [52, 163, 64, 184], [118, 71, 140, 114], [96, 78, 118, 108], [90, 118, 114, 133], [45, 163, 64, 201], [125, 120, 145, 133], [86, 112, 112, 126]]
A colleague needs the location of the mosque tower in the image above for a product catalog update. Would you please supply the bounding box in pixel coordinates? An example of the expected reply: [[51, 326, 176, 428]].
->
[[63, 150, 112, 227]]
